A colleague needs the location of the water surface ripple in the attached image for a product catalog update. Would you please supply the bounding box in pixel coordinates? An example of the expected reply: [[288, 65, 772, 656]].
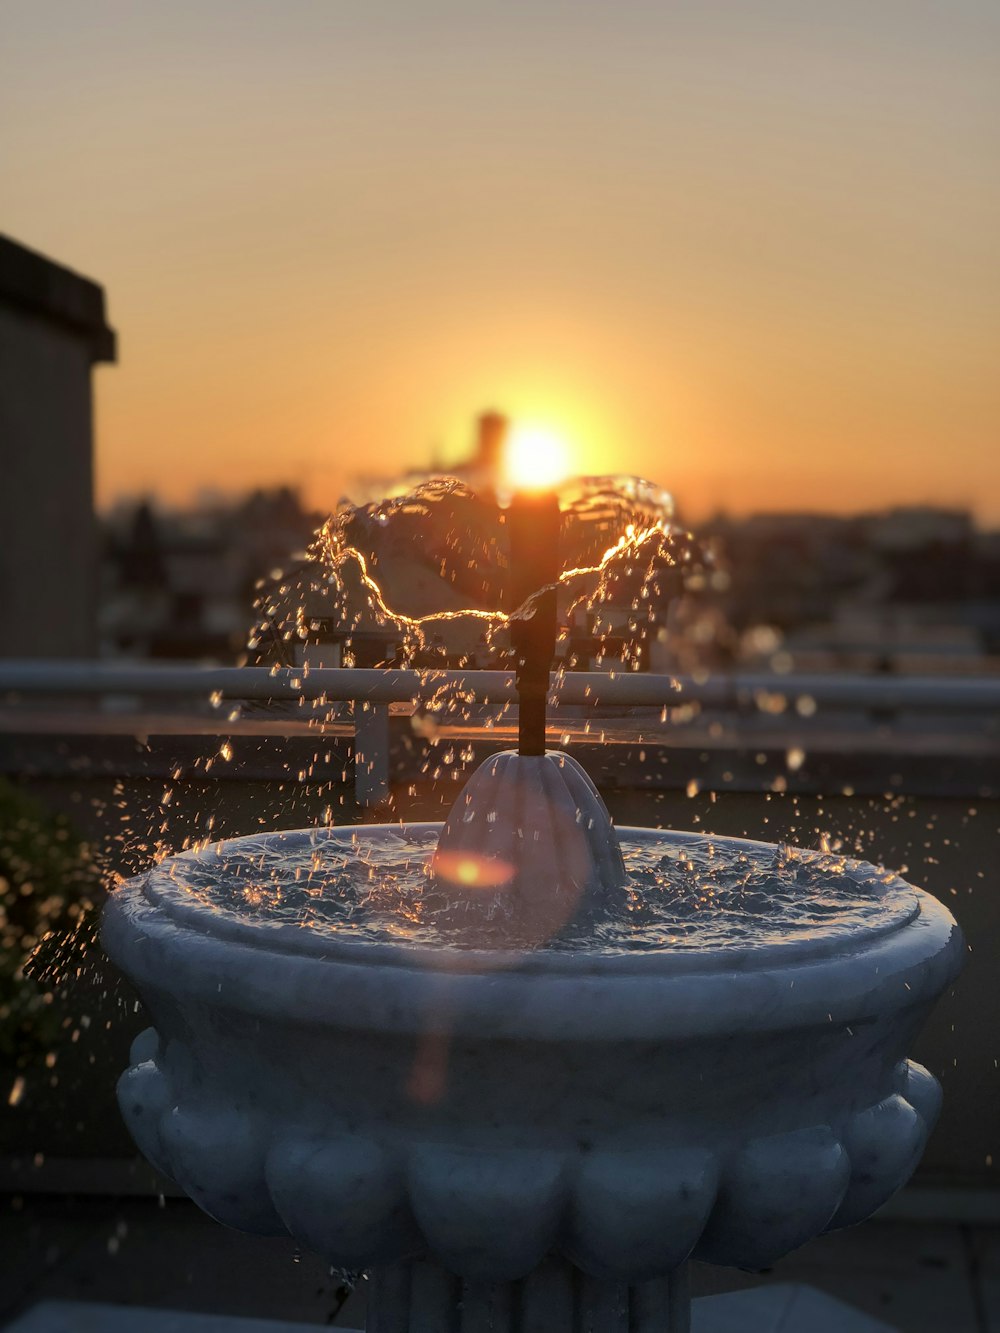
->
[[136, 827, 916, 955]]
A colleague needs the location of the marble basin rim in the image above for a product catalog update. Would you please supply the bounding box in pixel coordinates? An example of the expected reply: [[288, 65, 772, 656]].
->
[[102, 822, 965, 1280], [104, 824, 958, 1039]]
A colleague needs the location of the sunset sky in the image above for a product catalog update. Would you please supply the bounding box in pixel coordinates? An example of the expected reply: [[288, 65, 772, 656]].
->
[[4, 1, 998, 521]]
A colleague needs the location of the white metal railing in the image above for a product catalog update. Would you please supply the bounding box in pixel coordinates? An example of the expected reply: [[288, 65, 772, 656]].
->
[[2, 661, 999, 708], [2, 660, 999, 804]]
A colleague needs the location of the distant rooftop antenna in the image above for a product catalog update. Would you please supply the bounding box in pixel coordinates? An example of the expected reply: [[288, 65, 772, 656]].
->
[[475, 409, 509, 473]]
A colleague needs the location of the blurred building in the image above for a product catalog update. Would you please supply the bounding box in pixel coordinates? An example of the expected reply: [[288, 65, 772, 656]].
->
[[101, 488, 322, 661], [0, 235, 115, 658], [702, 506, 1000, 674]]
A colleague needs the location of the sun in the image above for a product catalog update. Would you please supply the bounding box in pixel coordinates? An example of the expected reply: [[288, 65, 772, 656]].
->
[[504, 423, 571, 492]]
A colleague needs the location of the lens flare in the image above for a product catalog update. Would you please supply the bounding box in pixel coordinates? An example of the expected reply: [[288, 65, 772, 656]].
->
[[431, 850, 515, 890]]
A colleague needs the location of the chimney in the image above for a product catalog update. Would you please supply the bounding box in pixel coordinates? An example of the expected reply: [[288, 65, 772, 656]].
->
[[475, 410, 508, 476]]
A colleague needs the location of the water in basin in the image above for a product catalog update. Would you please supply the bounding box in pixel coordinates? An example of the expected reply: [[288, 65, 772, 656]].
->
[[136, 826, 916, 955]]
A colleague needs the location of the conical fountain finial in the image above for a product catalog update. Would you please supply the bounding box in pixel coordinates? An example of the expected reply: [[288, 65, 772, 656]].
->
[[429, 748, 627, 945]]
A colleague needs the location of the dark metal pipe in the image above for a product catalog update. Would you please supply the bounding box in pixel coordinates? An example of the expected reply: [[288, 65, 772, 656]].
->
[[507, 489, 560, 755]]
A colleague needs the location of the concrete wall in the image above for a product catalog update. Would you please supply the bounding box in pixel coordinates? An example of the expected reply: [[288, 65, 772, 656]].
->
[[0, 236, 115, 658]]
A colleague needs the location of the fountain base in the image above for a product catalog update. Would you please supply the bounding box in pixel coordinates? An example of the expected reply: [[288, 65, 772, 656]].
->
[[367, 1257, 691, 1332], [101, 819, 962, 1333]]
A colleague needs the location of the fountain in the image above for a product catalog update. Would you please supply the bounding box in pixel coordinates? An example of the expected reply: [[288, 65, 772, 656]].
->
[[102, 459, 963, 1332]]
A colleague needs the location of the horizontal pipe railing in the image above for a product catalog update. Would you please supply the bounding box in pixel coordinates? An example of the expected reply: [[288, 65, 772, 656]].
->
[[0, 661, 999, 711]]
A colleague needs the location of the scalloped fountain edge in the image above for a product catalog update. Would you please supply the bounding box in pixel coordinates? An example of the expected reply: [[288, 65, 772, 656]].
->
[[120, 1032, 940, 1279]]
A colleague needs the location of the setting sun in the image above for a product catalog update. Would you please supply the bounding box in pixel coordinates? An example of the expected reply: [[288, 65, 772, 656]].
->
[[504, 424, 572, 493]]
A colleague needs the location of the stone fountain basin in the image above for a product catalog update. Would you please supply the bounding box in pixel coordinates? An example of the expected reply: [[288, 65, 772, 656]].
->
[[102, 825, 963, 1283]]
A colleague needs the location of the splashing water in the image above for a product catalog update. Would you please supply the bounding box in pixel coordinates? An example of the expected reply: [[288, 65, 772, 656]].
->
[[113, 473, 914, 960], [129, 827, 916, 956], [248, 474, 708, 679]]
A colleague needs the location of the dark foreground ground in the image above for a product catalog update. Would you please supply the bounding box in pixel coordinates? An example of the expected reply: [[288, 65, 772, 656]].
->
[[1, 1192, 997, 1333]]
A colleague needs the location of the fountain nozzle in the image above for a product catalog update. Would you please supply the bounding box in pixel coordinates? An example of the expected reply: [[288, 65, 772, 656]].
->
[[507, 487, 560, 756]]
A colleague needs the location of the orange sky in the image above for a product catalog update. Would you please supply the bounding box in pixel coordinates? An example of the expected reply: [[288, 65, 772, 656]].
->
[[4, 1, 999, 522]]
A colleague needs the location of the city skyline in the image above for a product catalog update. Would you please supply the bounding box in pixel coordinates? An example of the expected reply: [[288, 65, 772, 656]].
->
[[4, 1, 998, 521], [96, 460, 1000, 534]]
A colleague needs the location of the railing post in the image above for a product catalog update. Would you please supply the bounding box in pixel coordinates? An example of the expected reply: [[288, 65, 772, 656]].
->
[[355, 702, 390, 806]]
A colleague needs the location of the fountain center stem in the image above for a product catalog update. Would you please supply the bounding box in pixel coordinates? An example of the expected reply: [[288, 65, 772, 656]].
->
[[507, 486, 560, 755], [428, 484, 627, 937]]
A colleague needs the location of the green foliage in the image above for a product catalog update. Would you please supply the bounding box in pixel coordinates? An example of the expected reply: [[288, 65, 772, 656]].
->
[[0, 779, 102, 1065]]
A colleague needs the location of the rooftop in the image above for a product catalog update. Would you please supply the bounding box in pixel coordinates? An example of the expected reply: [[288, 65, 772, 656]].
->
[[0, 234, 116, 361]]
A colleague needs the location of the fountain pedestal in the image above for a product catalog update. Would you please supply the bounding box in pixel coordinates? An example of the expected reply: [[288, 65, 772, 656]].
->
[[368, 1257, 691, 1332], [103, 822, 961, 1333]]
